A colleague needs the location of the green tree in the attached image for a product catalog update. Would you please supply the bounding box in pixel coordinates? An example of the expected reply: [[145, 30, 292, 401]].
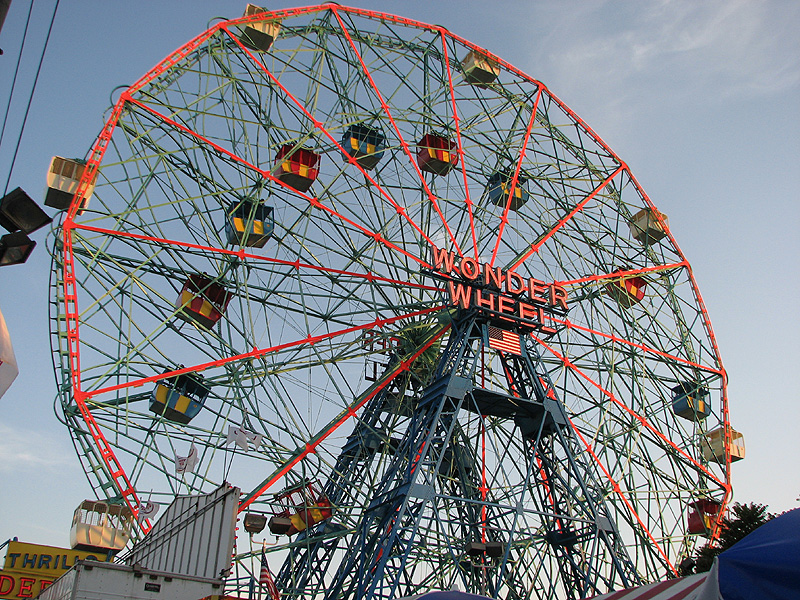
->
[[689, 502, 775, 574]]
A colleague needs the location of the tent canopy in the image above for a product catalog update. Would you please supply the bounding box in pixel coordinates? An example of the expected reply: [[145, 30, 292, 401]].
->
[[588, 507, 800, 600], [585, 571, 713, 600], [718, 507, 800, 600], [399, 592, 494, 600]]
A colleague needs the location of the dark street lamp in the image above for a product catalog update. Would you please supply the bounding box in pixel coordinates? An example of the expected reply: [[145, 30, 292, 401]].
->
[[0, 187, 51, 266]]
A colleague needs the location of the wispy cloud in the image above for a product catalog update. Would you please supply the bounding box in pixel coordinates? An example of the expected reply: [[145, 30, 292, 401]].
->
[[530, 0, 799, 133], [630, 0, 799, 94], [0, 423, 76, 474]]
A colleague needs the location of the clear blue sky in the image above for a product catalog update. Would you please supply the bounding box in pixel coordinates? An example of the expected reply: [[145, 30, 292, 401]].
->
[[0, 0, 798, 548]]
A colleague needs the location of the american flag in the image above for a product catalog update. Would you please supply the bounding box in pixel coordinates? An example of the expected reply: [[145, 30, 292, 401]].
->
[[259, 548, 280, 600], [487, 326, 522, 356]]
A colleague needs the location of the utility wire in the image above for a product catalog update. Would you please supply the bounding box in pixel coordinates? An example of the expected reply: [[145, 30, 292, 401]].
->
[[3, 0, 60, 195], [0, 0, 35, 156]]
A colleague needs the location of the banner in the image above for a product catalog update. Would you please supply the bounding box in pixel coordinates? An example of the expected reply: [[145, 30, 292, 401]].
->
[[0, 305, 18, 399], [226, 426, 263, 452], [175, 442, 199, 475]]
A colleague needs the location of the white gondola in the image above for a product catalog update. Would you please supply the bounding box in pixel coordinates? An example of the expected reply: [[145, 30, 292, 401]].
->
[[238, 4, 281, 52], [701, 426, 746, 464], [461, 50, 500, 86], [70, 500, 134, 554], [629, 208, 669, 244], [45, 156, 97, 211]]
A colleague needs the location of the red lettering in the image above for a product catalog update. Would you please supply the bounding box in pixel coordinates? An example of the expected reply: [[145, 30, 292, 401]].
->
[[497, 294, 514, 315], [460, 256, 480, 280], [447, 281, 472, 309], [475, 289, 496, 311], [518, 301, 538, 321], [483, 263, 503, 289], [527, 278, 548, 304], [433, 253, 566, 329], [540, 324, 558, 335], [505, 270, 526, 294], [431, 245, 457, 275], [40, 580, 54, 592], [0, 575, 15, 595], [549, 285, 568, 310], [19, 578, 35, 598]]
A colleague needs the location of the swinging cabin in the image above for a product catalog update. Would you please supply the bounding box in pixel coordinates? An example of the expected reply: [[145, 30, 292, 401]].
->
[[45, 156, 98, 212], [687, 498, 722, 537], [267, 480, 333, 536], [70, 500, 134, 554], [629, 208, 669, 245], [487, 172, 529, 211], [176, 274, 232, 330], [417, 133, 458, 175], [238, 4, 281, 52], [274, 144, 320, 192], [226, 199, 274, 248], [671, 382, 711, 421], [605, 269, 646, 308], [702, 426, 746, 464], [341, 124, 386, 170], [150, 370, 211, 424], [461, 51, 500, 86]]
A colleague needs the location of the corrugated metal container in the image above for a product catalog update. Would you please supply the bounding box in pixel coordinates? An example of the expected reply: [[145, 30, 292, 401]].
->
[[125, 484, 240, 580], [37, 560, 222, 600]]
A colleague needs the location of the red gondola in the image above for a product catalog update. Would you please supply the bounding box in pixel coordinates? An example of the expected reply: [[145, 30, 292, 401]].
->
[[416, 133, 458, 175], [176, 274, 231, 329], [268, 480, 333, 536], [274, 144, 320, 192], [605, 269, 646, 308]]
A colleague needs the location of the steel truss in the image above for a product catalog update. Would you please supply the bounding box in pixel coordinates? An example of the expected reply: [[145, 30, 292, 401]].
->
[[48, 5, 734, 599]]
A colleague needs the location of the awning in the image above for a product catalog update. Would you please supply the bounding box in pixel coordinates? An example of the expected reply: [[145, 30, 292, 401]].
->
[[587, 565, 719, 600]]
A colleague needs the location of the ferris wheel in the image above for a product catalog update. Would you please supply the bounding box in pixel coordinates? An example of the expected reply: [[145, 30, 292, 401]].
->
[[48, 5, 742, 599]]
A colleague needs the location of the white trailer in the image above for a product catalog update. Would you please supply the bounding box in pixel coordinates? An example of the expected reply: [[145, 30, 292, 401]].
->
[[37, 560, 224, 600]]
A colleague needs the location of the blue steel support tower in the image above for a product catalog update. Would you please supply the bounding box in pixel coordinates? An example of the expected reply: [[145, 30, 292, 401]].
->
[[278, 309, 640, 599]]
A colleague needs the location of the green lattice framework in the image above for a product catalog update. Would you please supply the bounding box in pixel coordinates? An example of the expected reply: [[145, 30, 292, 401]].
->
[[48, 5, 734, 598]]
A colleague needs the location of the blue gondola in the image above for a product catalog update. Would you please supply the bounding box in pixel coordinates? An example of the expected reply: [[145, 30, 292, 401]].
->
[[341, 124, 386, 170], [487, 172, 529, 211], [150, 370, 211, 424], [671, 382, 710, 421], [225, 199, 274, 248]]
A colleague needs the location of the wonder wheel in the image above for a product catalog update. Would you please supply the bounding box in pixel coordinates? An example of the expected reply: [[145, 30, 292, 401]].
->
[[49, 5, 738, 599]]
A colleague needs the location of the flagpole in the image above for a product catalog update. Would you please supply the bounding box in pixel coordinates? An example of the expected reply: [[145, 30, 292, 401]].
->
[[260, 541, 266, 600]]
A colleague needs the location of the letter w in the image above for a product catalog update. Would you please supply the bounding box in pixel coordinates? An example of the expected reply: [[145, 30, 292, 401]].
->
[[447, 281, 472, 309], [431, 244, 456, 274]]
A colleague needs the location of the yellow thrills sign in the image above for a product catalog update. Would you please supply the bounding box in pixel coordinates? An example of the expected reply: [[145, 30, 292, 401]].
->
[[1, 541, 109, 599]]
